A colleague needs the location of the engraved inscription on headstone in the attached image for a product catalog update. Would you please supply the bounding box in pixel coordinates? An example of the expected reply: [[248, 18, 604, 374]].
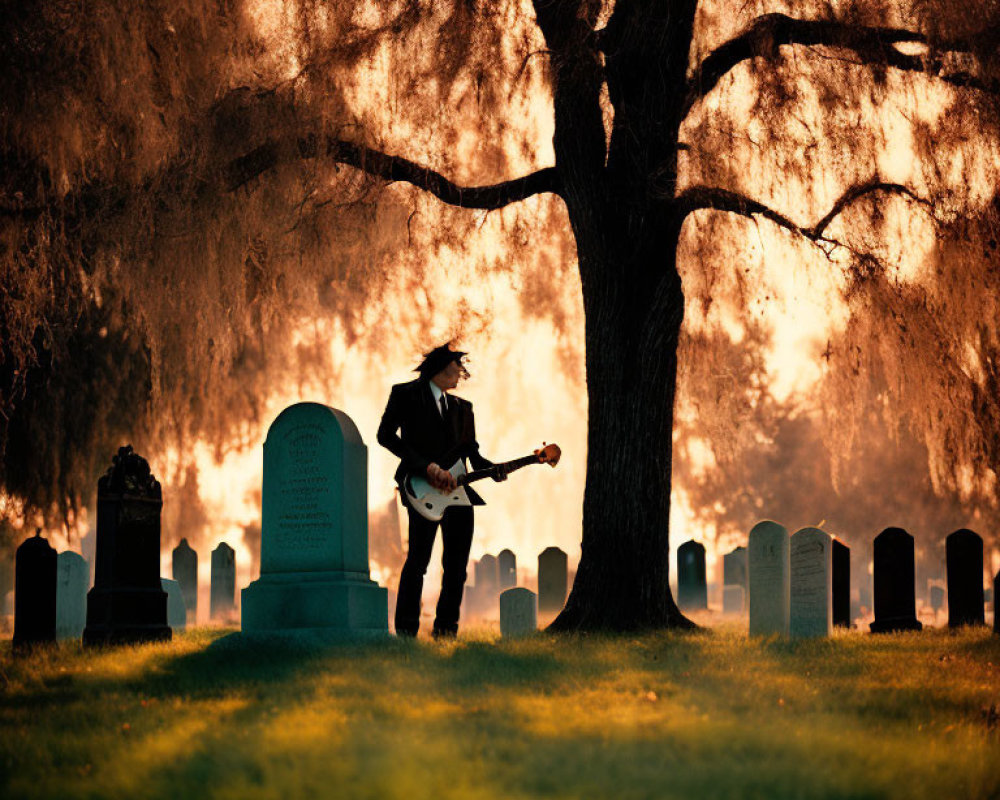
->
[[748, 520, 790, 637], [790, 527, 833, 638]]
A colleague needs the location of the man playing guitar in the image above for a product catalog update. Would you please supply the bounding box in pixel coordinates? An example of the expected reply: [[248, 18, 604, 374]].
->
[[377, 344, 505, 638]]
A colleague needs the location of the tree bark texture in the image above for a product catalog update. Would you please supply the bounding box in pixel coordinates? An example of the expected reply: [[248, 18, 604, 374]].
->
[[536, 0, 698, 630]]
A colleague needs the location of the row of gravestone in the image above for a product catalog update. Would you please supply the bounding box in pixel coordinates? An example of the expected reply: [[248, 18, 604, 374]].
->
[[465, 546, 569, 619], [171, 538, 238, 623], [11, 527, 244, 647], [695, 521, 999, 637], [462, 547, 573, 637]]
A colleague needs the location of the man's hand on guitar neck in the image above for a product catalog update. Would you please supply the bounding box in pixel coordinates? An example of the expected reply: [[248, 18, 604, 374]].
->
[[426, 462, 458, 492]]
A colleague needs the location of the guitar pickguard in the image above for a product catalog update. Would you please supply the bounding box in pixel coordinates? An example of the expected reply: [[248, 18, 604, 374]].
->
[[404, 461, 473, 522]]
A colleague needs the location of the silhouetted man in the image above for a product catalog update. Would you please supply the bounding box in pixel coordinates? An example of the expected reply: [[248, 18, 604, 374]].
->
[[377, 344, 503, 638]]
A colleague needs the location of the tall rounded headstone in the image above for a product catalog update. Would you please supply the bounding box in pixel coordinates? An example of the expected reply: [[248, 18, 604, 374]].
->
[[56, 551, 89, 641], [476, 554, 500, 615], [172, 538, 198, 624], [498, 549, 517, 590], [946, 529, 985, 627], [500, 587, 537, 637], [677, 540, 708, 611], [241, 403, 388, 637], [748, 521, 790, 636], [537, 547, 568, 614], [723, 546, 748, 590], [790, 527, 833, 638], [84, 446, 171, 645], [13, 530, 57, 649], [870, 527, 921, 633], [929, 584, 945, 615], [210, 542, 236, 622], [832, 539, 850, 628]]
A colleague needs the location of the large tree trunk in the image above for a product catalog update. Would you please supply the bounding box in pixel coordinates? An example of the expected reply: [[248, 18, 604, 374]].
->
[[550, 221, 694, 631], [533, 0, 699, 631]]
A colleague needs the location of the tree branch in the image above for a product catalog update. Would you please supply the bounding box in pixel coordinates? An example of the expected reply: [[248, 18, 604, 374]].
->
[[684, 13, 998, 117], [224, 136, 561, 209], [675, 179, 931, 242]]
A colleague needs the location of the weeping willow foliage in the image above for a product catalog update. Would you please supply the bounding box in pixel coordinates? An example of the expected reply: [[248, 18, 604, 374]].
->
[[0, 0, 547, 536], [3, 0, 1000, 569]]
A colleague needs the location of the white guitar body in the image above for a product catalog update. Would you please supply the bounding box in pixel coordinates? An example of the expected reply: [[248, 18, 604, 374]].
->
[[403, 461, 472, 522]]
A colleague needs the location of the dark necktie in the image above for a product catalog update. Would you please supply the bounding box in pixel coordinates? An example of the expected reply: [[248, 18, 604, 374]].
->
[[440, 394, 447, 417]]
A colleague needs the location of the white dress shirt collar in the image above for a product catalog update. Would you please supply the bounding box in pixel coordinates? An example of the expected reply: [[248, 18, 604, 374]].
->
[[429, 380, 447, 415]]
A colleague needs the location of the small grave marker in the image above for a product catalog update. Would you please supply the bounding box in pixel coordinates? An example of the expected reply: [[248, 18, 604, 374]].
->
[[500, 587, 537, 637]]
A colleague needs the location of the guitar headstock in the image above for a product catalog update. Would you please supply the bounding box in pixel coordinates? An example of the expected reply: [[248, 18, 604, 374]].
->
[[534, 442, 561, 467]]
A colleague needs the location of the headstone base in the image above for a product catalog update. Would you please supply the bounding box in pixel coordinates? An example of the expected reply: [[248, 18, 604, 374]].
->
[[83, 586, 171, 646], [869, 616, 922, 633], [241, 570, 388, 636]]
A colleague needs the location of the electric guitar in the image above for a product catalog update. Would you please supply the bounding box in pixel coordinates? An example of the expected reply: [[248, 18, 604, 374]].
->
[[402, 443, 561, 522]]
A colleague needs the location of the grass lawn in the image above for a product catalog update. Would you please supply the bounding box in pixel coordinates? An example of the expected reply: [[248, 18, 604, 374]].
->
[[1, 624, 999, 800]]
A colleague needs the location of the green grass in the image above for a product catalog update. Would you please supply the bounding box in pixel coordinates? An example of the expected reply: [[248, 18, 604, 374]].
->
[[1, 625, 999, 800]]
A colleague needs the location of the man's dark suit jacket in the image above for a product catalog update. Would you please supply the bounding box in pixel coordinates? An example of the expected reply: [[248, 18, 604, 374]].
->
[[377, 378, 493, 506]]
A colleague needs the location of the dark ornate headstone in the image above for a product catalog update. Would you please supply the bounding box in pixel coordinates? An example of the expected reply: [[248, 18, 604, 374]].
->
[[946, 528, 985, 627], [172, 538, 198, 624], [537, 546, 568, 614], [498, 549, 517, 590], [832, 539, 850, 628], [210, 542, 236, 621], [677, 540, 708, 611], [83, 446, 171, 646], [13, 530, 57, 649], [870, 527, 921, 633]]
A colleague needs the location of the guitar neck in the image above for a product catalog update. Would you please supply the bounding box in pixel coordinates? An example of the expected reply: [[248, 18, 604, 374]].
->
[[459, 454, 539, 486]]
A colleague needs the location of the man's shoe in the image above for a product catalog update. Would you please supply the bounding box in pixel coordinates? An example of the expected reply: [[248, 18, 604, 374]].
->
[[431, 627, 457, 640]]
